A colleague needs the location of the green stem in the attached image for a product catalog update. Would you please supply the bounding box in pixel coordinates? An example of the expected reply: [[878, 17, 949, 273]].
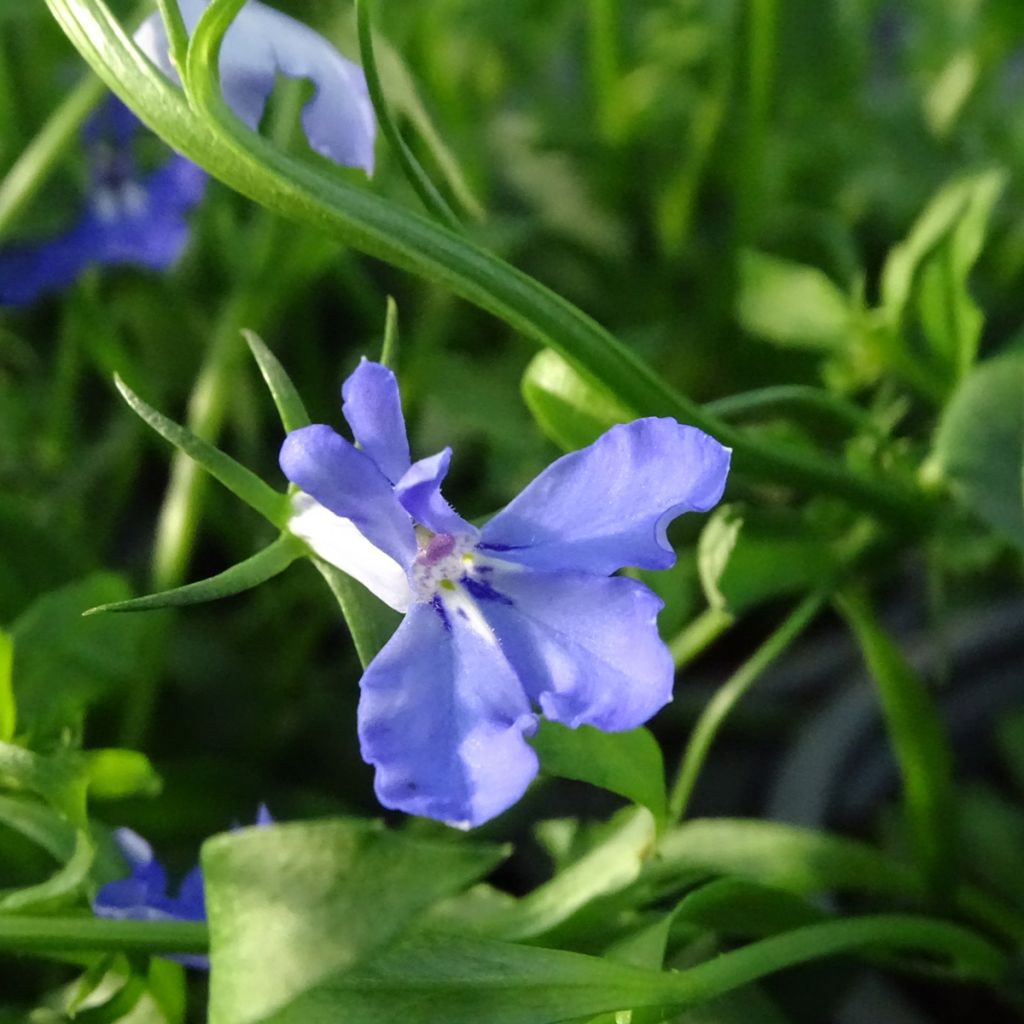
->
[[667, 590, 827, 824], [663, 915, 1007, 1004], [707, 384, 884, 436], [668, 606, 735, 669], [44, 0, 932, 531], [355, 0, 461, 231], [0, 74, 105, 238], [0, 917, 207, 956], [587, 0, 621, 144]]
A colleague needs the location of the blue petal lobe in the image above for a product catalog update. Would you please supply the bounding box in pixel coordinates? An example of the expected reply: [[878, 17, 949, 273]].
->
[[394, 449, 479, 538], [358, 602, 538, 827], [341, 358, 411, 483], [480, 418, 731, 574], [480, 570, 674, 731], [280, 424, 417, 567]]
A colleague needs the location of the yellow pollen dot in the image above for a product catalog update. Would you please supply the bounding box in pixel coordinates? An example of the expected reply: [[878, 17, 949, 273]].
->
[[439, 579, 456, 591], [461, 553, 473, 565]]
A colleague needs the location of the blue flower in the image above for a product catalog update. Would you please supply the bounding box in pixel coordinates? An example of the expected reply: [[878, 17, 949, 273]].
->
[[0, 98, 206, 307], [93, 805, 272, 967], [280, 360, 731, 828], [135, 0, 376, 174]]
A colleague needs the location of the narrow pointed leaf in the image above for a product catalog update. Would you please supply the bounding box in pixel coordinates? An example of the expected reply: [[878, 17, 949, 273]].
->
[[243, 330, 311, 435], [87, 535, 303, 615], [115, 375, 290, 527]]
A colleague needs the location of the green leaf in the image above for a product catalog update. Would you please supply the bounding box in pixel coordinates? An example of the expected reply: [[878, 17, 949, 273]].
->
[[0, 627, 13, 742], [0, 827, 94, 912], [487, 808, 657, 942], [0, 742, 87, 826], [932, 348, 1024, 549], [86, 535, 304, 615], [84, 749, 163, 801], [114, 375, 290, 528], [530, 721, 666, 823], [218, 916, 1006, 1024], [996, 710, 1024, 797], [736, 249, 851, 350], [675, 878, 826, 938], [10, 574, 159, 741], [521, 349, 635, 452], [881, 171, 1005, 334], [0, 793, 76, 864], [204, 818, 508, 1024], [243, 330, 311, 435], [956, 785, 1024, 912], [837, 591, 956, 897], [650, 819, 924, 901], [697, 507, 836, 615]]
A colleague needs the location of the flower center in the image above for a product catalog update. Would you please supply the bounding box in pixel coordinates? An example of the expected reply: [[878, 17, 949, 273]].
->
[[410, 531, 476, 601]]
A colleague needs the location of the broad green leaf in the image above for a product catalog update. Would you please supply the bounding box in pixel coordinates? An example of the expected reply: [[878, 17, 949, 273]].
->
[[84, 749, 162, 801], [243, 330, 311, 435], [487, 808, 657, 942], [0, 742, 87, 826], [0, 793, 76, 863], [0, 627, 13, 742], [522, 349, 635, 453], [649, 819, 924, 901], [530, 721, 666, 823], [223, 917, 1005, 1024], [933, 349, 1024, 549], [87, 535, 304, 615], [736, 250, 850, 350], [10, 574, 158, 741], [957, 785, 1024, 912], [204, 818, 508, 1024], [698, 507, 835, 615], [115, 375, 290, 528]]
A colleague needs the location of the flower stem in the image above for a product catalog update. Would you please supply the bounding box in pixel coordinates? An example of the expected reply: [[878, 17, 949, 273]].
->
[[668, 606, 735, 669], [666, 589, 828, 825]]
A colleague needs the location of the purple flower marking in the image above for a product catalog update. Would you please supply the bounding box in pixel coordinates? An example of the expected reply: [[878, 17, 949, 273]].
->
[[135, 0, 376, 174], [92, 805, 273, 968], [280, 360, 731, 829], [0, 98, 206, 307]]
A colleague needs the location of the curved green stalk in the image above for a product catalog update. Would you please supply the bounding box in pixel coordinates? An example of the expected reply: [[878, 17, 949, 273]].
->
[[44, 0, 930, 528], [667, 590, 828, 824], [355, 0, 462, 231]]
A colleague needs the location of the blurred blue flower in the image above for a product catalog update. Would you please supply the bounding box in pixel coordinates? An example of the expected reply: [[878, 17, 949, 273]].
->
[[0, 99, 205, 307], [280, 360, 731, 828], [136, 0, 376, 174], [93, 805, 272, 967]]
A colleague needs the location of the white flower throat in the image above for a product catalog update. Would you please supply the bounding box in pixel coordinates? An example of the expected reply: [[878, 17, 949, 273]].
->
[[410, 530, 478, 602]]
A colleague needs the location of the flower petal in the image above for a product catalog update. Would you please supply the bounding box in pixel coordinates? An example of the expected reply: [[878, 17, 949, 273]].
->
[[0, 229, 95, 306], [280, 425, 416, 568], [174, 865, 206, 921], [341, 359, 411, 483], [136, 0, 375, 173], [288, 493, 413, 612], [480, 418, 731, 574], [479, 569, 673, 731], [394, 449, 479, 538], [358, 601, 538, 828]]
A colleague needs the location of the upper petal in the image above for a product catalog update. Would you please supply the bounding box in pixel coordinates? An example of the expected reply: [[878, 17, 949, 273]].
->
[[341, 359, 411, 483], [136, 1, 375, 173], [357, 601, 538, 828], [394, 449, 479, 538], [480, 418, 731, 574], [479, 569, 674, 732], [280, 425, 417, 568]]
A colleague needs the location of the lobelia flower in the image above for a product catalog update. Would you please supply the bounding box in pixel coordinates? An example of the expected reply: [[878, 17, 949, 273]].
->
[[280, 360, 731, 828], [135, 0, 376, 174], [92, 805, 272, 968], [0, 98, 206, 307]]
